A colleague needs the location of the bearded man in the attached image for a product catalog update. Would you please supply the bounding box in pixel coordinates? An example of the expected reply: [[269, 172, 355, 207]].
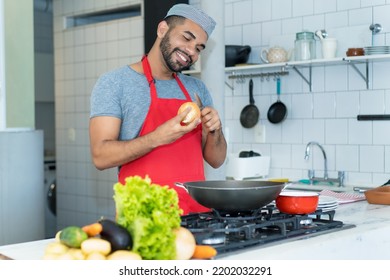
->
[[89, 4, 227, 215]]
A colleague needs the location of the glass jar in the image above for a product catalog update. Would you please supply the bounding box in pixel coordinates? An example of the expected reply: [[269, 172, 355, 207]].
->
[[294, 32, 316, 61]]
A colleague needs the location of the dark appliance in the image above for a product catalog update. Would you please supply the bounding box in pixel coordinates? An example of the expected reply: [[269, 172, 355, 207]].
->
[[181, 205, 354, 258]]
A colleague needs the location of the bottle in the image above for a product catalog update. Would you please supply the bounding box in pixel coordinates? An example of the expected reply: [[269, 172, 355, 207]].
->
[[294, 31, 316, 61]]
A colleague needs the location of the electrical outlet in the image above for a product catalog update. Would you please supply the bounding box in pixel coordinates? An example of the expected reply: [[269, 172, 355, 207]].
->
[[255, 124, 265, 143]]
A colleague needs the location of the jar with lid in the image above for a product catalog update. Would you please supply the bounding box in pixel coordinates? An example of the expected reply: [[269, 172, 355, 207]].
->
[[294, 31, 316, 61]]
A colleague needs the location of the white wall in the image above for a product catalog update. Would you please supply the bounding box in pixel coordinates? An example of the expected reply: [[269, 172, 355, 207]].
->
[[52, 0, 390, 230], [223, 0, 390, 187]]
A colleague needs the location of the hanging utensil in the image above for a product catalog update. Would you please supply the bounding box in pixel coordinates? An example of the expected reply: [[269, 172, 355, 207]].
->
[[267, 77, 287, 124], [240, 78, 259, 128]]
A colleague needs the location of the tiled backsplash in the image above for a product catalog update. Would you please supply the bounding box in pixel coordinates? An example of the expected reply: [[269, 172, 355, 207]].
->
[[52, 0, 390, 231]]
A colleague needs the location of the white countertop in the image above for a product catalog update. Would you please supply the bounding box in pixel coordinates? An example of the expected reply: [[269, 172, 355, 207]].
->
[[1, 200, 389, 260]]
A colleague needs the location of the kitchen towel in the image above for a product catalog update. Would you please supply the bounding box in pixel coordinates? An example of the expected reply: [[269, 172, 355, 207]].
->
[[320, 189, 366, 204]]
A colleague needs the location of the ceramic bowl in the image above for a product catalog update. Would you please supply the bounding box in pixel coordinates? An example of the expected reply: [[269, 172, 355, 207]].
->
[[346, 48, 365, 56], [364, 186, 390, 205]]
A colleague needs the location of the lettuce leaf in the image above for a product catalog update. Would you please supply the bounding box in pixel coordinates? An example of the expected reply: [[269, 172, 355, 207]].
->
[[113, 176, 182, 260]]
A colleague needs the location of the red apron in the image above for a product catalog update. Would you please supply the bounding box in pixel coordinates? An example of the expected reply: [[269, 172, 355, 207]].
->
[[118, 55, 210, 215]]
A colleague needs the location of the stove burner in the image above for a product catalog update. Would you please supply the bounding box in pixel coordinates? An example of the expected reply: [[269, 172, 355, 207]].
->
[[181, 205, 350, 257]]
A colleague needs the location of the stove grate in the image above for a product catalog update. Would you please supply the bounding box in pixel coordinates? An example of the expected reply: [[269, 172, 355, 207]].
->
[[181, 207, 347, 256]]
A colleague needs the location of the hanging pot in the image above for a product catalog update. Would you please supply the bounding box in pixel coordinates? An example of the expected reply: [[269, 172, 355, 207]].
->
[[267, 77, 287, 124], [240, 78, 260, 128]]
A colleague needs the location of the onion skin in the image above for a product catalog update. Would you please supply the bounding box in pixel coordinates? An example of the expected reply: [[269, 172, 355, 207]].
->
[[177, 102, 201, 125], [173, 227, 196, 260]]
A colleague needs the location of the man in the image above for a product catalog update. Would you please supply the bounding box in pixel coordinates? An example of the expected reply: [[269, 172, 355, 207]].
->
[[89, 4, 227, 215]]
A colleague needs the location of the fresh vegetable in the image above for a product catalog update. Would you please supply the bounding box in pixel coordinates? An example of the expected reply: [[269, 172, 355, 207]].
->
[[82, 222, 103, 237], [55, 230, 62, 242], [113, 175, 182, 260], [178, 102, 201, 125], [67, 248, 85, 260], [85, 252, 106, 260], [174, 227, 196, 260], [107, 250, 142, 260], [81, 238, 111, 256], [99, 218, 133, 252], [192, 245, 217, 259], [59, 226, 88, 248], [44, 242, 69, 255]]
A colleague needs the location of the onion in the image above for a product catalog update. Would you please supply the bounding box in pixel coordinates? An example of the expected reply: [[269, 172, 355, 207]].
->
[[173, 227, 196, 260], [177, 102, 201, 125]]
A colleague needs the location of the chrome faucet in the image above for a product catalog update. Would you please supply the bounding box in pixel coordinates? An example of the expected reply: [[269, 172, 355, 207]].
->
[[304, 141, 345, 187], [304, 141, 328, 179]]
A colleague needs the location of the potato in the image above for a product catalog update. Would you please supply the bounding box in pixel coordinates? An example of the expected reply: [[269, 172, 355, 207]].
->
[[44, 242, 69, 255], [86, 252, 106, 260], [68, 248, 85, 260], [81, 238, 111, 256], [42, 252, 60, 260], [107, 250, 142, 260]]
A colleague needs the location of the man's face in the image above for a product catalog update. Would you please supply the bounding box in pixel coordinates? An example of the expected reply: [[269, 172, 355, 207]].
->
[[160, 19, 207, 72]]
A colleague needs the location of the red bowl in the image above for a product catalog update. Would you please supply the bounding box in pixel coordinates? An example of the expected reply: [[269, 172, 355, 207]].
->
[[276, 191, 319, 214]]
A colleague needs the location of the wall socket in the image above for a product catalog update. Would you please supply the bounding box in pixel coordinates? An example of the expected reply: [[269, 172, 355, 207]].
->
[[255, 124, 266, 143]]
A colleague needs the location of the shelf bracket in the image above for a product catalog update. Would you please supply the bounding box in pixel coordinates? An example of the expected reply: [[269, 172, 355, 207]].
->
[[292, 65, 312, 92], [347, 61, 369, 89]]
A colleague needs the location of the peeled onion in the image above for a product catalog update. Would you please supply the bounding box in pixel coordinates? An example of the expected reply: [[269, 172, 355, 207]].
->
[[177, 102, 201, 125], [173, 227, 196, 260]]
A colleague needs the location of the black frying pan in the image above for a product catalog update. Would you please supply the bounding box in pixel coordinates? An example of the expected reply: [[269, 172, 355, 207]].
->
[[240, 78, 259, 128], [267, 77, 287, 124], [178, 181, 285, 211]]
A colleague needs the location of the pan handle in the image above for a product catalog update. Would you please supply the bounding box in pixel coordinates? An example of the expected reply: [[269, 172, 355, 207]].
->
[[174, 182, 189, 193]]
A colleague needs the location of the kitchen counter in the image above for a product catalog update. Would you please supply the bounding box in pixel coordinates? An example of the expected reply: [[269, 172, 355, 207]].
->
[[0, 200, 389, 260]]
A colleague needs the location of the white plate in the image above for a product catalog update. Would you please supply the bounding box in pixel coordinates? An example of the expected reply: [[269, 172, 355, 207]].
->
[[317, 205, 338, 212], [318, 195, 338, 206]]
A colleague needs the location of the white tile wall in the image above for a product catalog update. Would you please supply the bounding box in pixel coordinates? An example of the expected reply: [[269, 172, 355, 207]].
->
[[52, 0, 390, 229], [223, 0, 390, 188]]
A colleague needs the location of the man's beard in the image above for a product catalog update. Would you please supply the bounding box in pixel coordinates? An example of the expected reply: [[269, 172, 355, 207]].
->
[[160, 34, 193, 72]]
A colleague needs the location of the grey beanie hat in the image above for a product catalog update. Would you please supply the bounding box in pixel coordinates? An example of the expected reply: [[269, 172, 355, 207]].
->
[[164, 4, 216, 37]]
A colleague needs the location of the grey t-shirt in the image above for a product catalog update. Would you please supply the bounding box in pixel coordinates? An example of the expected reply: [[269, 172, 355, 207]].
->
[[90, 65, 214, 141]]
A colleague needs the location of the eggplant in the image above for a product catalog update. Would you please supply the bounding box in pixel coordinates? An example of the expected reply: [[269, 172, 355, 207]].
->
[[98, 218, 133, 252]]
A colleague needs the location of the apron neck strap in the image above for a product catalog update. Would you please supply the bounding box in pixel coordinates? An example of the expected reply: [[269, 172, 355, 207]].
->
[[141, 55, 191, 101]]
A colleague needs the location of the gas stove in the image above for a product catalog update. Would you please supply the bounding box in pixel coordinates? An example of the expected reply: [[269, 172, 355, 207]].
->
[[181, 205, 354, 258]]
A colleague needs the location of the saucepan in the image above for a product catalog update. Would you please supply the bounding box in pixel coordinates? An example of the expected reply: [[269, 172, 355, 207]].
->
[[275, 191, 319, 214], [176, 180, 284, 211]]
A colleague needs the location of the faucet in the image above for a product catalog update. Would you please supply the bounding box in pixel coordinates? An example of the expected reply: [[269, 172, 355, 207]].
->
[[304, 141, 328, 179], [304, 141, 345, 187]]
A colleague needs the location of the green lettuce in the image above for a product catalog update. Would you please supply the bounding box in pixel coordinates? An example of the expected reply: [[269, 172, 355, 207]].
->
[[113, 176, 182, 260]]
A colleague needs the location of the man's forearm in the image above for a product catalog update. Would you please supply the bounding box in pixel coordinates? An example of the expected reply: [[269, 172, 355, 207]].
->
[[203, 129, 227, 168]]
